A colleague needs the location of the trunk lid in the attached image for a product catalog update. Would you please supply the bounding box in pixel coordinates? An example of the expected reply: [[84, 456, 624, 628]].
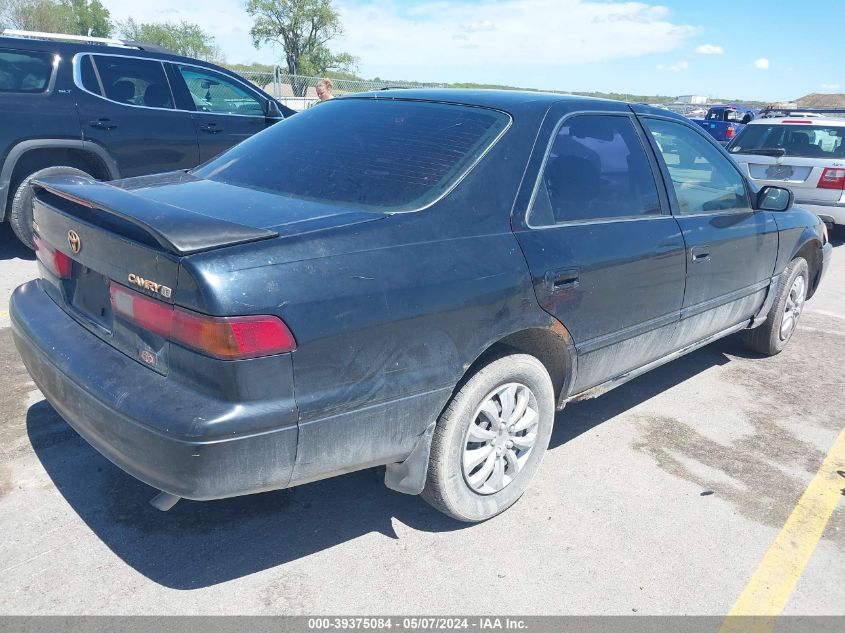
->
[[30, 174, 384, 374]]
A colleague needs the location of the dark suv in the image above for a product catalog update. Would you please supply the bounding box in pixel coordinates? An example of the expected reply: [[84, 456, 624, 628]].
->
[[0, 31, 294, 248]]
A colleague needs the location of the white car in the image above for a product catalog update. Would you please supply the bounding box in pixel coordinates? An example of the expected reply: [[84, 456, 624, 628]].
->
[[727, 116, 845, 226]]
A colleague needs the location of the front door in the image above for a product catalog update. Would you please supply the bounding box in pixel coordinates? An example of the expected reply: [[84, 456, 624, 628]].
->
[[640, 117, 779, 345], [75, 54, 199, 177], [512, 111, 687, 393], [171, 64, 272, 162]]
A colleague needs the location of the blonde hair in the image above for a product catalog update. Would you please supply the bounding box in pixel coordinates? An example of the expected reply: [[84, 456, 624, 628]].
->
[[316, 78, 333, 91]]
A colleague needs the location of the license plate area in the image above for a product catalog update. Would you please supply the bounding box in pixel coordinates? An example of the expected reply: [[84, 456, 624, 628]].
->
[[68, 265, 113, 332], [765, 165, 794, 180]]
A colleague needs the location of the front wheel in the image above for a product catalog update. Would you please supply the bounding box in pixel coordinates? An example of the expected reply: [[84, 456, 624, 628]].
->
[[421, 353, 555, 522], [743, 257, 808, 356]]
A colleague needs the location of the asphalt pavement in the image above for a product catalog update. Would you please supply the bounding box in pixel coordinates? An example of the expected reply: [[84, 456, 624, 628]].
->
[[0, 222, 843, 616]]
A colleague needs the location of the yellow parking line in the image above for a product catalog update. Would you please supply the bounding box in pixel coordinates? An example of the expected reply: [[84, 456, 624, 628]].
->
[[720, 427, 845, 633], [0, 310, 8, 319]]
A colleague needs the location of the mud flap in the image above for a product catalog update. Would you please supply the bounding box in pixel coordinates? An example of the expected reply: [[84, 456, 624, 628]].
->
[[384, 421, 436, 495]]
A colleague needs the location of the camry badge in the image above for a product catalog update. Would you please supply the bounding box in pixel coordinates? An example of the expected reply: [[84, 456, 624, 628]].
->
[[67, 230, 81, 254], [128, 273, 172, 299]]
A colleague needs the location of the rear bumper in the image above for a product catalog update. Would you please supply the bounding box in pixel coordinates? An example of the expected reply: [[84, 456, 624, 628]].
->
[[794, 200, 845, 226], [10, 280, 298, 500]]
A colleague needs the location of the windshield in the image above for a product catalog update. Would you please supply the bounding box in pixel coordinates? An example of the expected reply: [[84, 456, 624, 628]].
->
[[192, 98, 511, 212], [729, 124, 845, 158]]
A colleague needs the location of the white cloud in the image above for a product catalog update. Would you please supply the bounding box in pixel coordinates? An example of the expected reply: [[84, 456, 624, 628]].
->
[[695, 43, 723, 55], [754, 58, 770, 70], [657, 61, 688, 72], [335, 0, 698, 82], [821, 83, 841, 90], [99, 0, 698, 84], [467, 20, 496, 32]]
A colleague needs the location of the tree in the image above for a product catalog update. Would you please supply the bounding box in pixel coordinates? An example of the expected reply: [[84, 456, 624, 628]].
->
[[62, 0, 111, 37], [246, 0, 357, 96], [1, 0, 75, 33], [116, 18, 220, 61], [0, 0, 110, 36]]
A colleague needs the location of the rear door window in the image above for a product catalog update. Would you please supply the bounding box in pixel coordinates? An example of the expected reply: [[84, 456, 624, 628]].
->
[[0, 48, 54, 93], [90, 55, 174, 109], [529, 114, 661, 225], [193, 99, 510, 212]]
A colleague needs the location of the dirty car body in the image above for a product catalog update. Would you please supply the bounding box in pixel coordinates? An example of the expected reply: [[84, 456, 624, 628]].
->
[[10, 91, 832, 518]]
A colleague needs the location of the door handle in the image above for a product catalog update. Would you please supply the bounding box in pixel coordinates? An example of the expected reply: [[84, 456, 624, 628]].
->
[[89, 118, 116, 130], [199, 124, 222, 134], [545, 268, 580, 291], [690, 246, 711, 263]]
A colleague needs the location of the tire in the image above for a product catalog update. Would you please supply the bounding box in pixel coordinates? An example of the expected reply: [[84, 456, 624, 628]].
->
[[9, 166, 92, 250], [743, 257, 809, 356], [421, 353, 555, 522]]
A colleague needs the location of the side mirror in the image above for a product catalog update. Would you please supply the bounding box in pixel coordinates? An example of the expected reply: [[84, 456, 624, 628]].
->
[[756, 186, 793, 212], [265, 100, 283, 118]]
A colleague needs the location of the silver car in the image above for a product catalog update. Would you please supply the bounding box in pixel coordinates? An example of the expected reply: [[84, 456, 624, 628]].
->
[[727, 116, 845, 226]]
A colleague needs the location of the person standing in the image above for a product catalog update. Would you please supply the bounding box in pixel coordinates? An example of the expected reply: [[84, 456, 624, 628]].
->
[[316, 78, 334, 102]]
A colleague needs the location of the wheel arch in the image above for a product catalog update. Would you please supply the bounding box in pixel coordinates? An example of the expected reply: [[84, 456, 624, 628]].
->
[[1, 140, 119, 220], [461, 320, 576, 411], [792, 235, 823, 299], [384, 319, 577, 496]]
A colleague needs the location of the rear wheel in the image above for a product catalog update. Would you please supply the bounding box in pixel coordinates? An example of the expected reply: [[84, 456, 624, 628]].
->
[[743, 257, 808, 356], [9, 166, 92, 249], [421, 353, 555, 522]]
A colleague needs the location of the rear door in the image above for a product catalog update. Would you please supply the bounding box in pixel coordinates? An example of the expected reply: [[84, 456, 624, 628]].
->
[[0, 45, 81, 205], [170, 64, 277, 162], [74, 53, 199, 176], [640, 116, 779, 345], [512, 108, 687, 393]]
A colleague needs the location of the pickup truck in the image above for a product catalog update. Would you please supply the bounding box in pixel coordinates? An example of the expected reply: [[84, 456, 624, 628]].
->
[[693, 105, 756, 145]]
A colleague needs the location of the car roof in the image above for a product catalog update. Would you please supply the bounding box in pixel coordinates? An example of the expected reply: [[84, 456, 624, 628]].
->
[[0, 34, 220, 70], [343, 88, 690, 121]]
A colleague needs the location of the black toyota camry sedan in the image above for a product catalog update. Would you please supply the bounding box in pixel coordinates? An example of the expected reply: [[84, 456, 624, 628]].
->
[[10, 90, 832, 521]]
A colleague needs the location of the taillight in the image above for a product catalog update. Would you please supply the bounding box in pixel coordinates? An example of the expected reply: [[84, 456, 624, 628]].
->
[[818, 168, 845, 190], [33, 236, 73, 279], [109, 284, 296, 359], [725, 126, 736, 140]]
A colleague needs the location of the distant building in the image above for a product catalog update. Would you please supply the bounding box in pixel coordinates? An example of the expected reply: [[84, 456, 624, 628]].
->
[[676, 95, 709, 105]]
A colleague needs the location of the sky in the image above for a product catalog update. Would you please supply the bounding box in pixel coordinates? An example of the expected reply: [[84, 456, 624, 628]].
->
[[101, 0, 844, 102]]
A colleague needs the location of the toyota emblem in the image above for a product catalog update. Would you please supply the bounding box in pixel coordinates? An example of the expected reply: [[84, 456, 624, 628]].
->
[[67, 230, 81, 254]]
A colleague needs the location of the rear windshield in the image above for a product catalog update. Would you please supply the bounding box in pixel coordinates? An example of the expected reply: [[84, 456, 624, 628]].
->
[[192, 99, 511, 212], [0, 48, 54, 93], [729, 123, 845, 158]]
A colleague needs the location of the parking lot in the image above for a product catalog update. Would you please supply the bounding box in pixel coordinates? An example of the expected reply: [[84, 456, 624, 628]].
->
[[0, 222, 843, 616]]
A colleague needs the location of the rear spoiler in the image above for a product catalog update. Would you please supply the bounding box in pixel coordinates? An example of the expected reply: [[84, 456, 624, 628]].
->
[[32, 175, 278, 255]]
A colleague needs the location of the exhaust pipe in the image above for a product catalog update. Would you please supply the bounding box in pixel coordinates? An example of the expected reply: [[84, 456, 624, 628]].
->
[[149, 491, 181, 511]]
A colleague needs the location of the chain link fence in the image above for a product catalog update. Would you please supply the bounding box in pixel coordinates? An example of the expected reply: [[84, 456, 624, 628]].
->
[[236, 68, 447, 111]]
